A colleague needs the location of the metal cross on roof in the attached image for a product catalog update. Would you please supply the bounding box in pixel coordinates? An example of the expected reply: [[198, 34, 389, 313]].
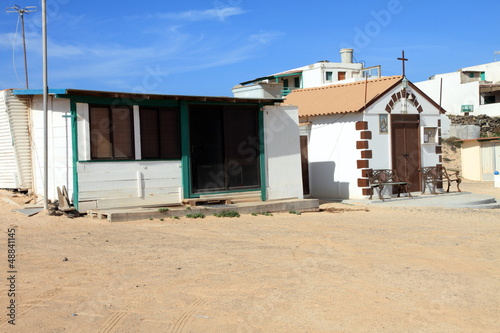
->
[[397, 50, 408, 77]]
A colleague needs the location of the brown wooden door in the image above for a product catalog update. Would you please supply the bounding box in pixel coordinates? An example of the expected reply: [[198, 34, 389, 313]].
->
[[300, 136, 310, 195], [391, 115, 421, 192]]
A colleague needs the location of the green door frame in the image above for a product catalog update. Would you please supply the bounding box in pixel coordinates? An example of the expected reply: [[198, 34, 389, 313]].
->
[[181, 102, 268, 200]]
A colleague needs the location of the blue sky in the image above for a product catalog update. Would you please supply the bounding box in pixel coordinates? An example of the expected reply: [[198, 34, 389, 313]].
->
[[0, 0, 499, 96]]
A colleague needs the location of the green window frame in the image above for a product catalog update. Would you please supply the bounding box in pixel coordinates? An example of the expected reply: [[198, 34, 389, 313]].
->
[[89, 104, 134, 160]]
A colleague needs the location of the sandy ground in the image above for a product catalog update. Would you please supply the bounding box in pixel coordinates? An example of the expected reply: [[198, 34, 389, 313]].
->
[[0, 177, 499, 333], [442, 142, 461, 173]]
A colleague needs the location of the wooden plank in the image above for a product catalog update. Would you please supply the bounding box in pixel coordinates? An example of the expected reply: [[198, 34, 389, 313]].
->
[[78, 169, 182, 182], [79, 186, 181, 201], [78, 160, 180, 173], [78, 177, 181, 192], [93, 194, 181, 209]]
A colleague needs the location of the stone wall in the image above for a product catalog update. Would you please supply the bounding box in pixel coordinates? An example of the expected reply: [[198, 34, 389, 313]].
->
[[448, 114, 500, 138]]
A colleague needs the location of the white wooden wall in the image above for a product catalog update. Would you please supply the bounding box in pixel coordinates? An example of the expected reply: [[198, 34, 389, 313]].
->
[[76, 103, 182, 211], [77, 161, 182, 211], [30, 96, 74, 202]]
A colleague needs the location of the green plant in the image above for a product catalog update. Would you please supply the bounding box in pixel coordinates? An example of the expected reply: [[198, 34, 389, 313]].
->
[[213, 210, 240, 218], [149, 218, 153, 221], [186, 213, 205, 219], [289, 210, 301, 215], [158, 208, 169, 212], [160, 218, 164, 221], [186, 206, 192, 210], [251, 212, 273, 216], [172, 216, 180, 220]]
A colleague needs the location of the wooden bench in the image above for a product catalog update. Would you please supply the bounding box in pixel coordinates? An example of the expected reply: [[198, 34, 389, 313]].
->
[[366, 169, 413, 201], [419, 166, 461, 194]]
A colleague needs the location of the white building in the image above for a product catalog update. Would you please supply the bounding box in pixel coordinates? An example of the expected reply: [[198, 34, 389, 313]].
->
[[415, 62, 500, 119], [233, 49, 381, 99], [285, 76, 444, 199], [0, 88, 304, 212]]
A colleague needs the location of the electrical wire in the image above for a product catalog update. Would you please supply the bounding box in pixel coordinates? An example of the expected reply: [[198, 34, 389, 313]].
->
[[12, 14, 24, 88]]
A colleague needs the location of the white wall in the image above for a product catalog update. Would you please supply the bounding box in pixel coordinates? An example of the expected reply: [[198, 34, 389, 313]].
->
[[301, 62, 363, 88], [307, 113, 362, 199], [232, 83, 283, 99], [416, 63, 500, 119], [30, 96, 74, 202], [77, 161, 182, 211], [264, 105, 303, 200], [416, 72, 479, 115], [462, 62, 500, 82]]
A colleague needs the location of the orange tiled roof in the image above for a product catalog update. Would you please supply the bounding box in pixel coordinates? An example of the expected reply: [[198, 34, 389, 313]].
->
[[285, 76, 403, 117]]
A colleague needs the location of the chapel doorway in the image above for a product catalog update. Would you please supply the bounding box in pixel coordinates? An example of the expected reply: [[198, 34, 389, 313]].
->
[[391, 114, 421, 192]]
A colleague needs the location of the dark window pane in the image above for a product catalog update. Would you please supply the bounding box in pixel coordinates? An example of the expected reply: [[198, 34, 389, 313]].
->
[[140, 108, 160, 159], [90, 107, 112, 159], [89, 105, 134, 160], [189, 104, 260, 193], [159, 108, 180, 159], [224, 106, 259, 188], [111, 106, 134, 159], [190, 105, 225, 192], [139, 107, 180, 160]]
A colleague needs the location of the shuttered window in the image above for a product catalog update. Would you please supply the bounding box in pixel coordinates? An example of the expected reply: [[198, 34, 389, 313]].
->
[[89, 105, 134, 160], [139, 107, 180, 159]]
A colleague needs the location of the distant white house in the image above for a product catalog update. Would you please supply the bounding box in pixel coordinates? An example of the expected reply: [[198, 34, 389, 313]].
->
[[0, 88, 303, 212], [232, 48, 381, 99], [415, 61, 500, 137]]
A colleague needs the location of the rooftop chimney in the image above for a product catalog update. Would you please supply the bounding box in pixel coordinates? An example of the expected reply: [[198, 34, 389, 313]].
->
[[340, 48, 353, 63]]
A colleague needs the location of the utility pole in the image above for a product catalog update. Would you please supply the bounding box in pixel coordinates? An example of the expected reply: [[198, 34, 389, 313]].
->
[[42, 0, 49, 210], [6, 4, 37, 89]]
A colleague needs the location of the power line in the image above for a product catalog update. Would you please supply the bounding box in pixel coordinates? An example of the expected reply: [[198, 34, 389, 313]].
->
[[6, 4, 37, 89]]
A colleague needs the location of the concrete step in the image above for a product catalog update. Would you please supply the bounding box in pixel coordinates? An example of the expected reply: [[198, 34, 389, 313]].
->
[[452, 202, 500, 209], [355, 192, 499, 209], [89, 198, 320, 222]]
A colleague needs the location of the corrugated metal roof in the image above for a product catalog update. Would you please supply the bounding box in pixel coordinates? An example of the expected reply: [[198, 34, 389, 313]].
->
[[0, 90, 32, 189], [285, 76, 403, 117]]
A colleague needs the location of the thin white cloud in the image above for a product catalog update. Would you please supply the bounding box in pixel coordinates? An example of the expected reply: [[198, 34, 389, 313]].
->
[[248, 31, 284, 45], [151, 7, 245, 22]]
